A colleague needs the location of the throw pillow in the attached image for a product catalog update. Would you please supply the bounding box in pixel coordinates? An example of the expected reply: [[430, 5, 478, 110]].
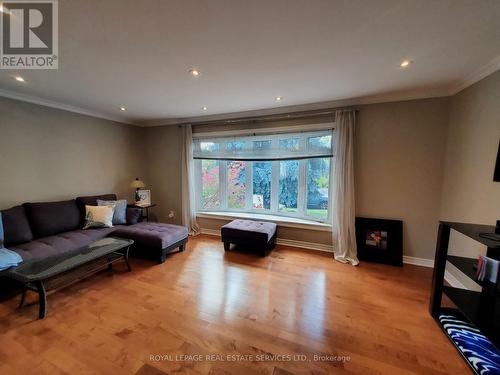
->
[[1, 205, 34, 246], [83, 205, 115, 229], [97, 199, 127, 225], [0, 212, 23, 271]]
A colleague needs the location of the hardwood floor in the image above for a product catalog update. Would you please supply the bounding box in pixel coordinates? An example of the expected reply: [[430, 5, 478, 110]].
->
[[0, 235, 469, 374]]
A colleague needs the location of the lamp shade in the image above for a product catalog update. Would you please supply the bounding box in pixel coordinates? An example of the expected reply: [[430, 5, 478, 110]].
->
[[130, 178, 146, 189]]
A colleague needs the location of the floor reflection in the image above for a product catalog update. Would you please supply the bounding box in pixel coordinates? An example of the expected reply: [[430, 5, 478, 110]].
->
[[194, 243, 326, 339]]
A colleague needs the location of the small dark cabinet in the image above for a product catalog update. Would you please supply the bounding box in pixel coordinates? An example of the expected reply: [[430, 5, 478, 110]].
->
[[429, 221, 500, 371]]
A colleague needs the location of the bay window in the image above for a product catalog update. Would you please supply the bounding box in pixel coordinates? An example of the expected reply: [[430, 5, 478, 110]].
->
[[194, 129, 333, 223]]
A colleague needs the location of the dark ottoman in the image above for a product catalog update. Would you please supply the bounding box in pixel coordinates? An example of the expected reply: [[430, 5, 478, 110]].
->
[[113, 222, 188, 263], [221, 219, 277, 256]]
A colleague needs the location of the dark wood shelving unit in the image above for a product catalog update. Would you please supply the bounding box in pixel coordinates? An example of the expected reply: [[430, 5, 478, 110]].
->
[[430, 222, 500, 360], [442, 286, 500, 344], [446, 255, 494, 289]]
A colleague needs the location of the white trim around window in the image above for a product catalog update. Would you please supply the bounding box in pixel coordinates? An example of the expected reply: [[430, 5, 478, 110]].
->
[[193, 122, 335, 139], [196, 211, 332, 232], [194, 126, 334, 224]]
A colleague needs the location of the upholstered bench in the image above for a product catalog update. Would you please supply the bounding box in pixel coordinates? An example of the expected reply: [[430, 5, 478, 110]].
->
[[113, 222, 188, 263], [221, 219, 277, 256]]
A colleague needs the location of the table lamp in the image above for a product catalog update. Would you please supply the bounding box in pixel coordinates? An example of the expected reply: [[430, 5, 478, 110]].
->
[[130, 178, 146, 202]]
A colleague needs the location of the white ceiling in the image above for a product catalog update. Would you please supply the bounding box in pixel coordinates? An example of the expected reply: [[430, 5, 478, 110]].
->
[[1, 0, 500, 126]]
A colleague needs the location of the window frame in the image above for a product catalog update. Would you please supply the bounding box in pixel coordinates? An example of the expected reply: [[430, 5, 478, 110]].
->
[[194, 129, 333, 224]]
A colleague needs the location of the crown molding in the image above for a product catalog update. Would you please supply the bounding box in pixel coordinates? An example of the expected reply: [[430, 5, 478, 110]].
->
[[0, 89, 137, 125], [448, 54, 500, 95], [2, 53, 499, 127], [140, 88, 450, 127]]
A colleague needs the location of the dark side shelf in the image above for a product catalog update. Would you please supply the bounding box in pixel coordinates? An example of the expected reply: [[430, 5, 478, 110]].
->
[[443, 286, 500, 347], [441, 221, 500, 249], [431, 222, 500, 370], [447, 255, 478, 283], [447, 255, 499, 291]]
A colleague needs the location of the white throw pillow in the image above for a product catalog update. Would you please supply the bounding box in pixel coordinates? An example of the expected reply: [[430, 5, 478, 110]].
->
[[83, 205, 115, 229]]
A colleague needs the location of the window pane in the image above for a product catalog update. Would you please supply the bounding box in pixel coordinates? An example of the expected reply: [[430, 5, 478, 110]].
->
[[279, 138, 299, 151], [227, 141, 245, 152], [227, 161, 246, 209], [201, 160, 220, 209], [252, 162, 271, 210], [279, 160, 299, 213], [200, 142, 219, 152], [253, 140, 272, 151], [307, 158, 330, 219], [308, 135, 332, 152]]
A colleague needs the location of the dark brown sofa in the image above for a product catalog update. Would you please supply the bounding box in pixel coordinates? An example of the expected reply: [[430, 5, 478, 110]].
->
[[1, 194, 188, 264]]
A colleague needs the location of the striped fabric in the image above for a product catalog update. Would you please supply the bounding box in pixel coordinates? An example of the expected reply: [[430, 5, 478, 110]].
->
[[439, 311, 500, 375]]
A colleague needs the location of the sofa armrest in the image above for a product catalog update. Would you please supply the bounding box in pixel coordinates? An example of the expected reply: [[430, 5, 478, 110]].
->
[[126, 207, 143, 225]]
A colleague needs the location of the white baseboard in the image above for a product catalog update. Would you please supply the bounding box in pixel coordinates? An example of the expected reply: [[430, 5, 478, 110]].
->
[[200, 228, 222, 236], [200, 228, 333, 252], [275, 238, 333, 253], [402, 255, 434, 268], [200, 229, 465, 288], [443, 270, 466, 289]]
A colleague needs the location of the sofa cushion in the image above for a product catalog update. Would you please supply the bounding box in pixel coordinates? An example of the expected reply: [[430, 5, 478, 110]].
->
[[10, 227, 118, 261], [24, 200, 80, 238], [113, 222, 188, 249], [76, 194, 117, 225], [1, 205, 34, 246]]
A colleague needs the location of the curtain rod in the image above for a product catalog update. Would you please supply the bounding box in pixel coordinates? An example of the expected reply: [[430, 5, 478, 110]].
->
[[177, 107, 358, 127]]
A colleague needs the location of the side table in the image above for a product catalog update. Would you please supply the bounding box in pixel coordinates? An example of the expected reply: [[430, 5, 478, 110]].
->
[[131, 203, 156, 221]]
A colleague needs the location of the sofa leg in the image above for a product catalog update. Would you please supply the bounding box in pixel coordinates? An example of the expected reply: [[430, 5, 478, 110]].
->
[[224, 242, 230, 251], [159, 252, 167, 264], [179, 244, 185, 252]]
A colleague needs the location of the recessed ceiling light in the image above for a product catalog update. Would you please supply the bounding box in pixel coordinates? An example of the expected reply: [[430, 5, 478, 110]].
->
[[14, 76, 25, 82], [275, 96, 283, 102], [189, 69, 200, 77], [202, 106, 208, 111], [400, 60, 412, 68], [119, 106, 126, 111]]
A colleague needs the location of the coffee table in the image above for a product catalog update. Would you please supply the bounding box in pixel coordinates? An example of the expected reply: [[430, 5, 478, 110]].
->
[[3, 237, 134, 319]]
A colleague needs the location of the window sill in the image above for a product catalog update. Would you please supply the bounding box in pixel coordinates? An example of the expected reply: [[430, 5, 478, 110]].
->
[[196, 211, 332, 232]]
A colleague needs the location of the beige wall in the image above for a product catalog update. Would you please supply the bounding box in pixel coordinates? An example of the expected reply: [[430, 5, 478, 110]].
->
[[440, 70, 500, 258], [145, 98, 451, 259], [143, 125, 183, 225], [0, 97, 145, 209], [5, 70, 498, 262], [356, 98, 450, 259]]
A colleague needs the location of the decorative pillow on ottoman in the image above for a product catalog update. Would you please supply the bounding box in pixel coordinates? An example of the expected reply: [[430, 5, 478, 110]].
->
[[0, 212, 23, 271], [97, 199, 127, 225], [83, 205, 115, 229]]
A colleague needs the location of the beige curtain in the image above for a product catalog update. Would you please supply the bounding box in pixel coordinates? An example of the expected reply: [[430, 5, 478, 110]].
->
[[331, 110, 359, 265], [181, 125, 200, 236]]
